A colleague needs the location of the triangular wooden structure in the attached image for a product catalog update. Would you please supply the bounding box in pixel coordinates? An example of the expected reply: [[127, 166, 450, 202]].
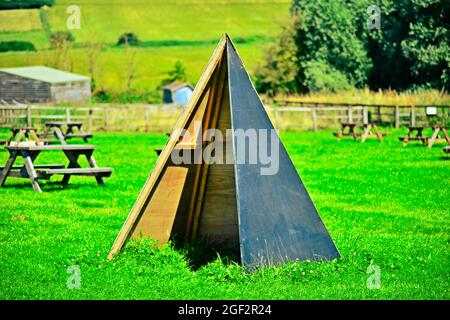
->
[[108, 35, 340, 267]]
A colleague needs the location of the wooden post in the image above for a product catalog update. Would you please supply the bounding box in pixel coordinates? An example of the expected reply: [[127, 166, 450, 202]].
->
[[312, 108, 317, 131], [26, 105, 32, 127], [145, 108, 151, 133], [394, 105, 400, 128], [66, 108, 71, 122], [363, 107, 368, 125], [377, 106, 381, 124], [347, 106, 353, 123], [105, 108, 110, 131], [410, 105, 416, 127], [88, 108, 93, 132]]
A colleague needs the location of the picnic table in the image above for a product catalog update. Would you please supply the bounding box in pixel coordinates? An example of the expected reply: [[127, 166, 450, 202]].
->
[[40, 121, 93, 144], [333, 122, 385, 142], [0, 144, 112, 192], [5, 127, 43, 146], [399, 125, 450, 147]]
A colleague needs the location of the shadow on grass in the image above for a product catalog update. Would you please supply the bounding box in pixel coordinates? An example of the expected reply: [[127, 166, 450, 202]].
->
[[0, 180, 103, 192], [172, 237, 241, 270]]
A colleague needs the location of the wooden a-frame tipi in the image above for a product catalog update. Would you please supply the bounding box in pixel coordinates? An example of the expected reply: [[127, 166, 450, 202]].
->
[[108, 35, 340, 267]]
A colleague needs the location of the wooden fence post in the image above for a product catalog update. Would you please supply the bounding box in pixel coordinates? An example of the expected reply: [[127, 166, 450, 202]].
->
[[26, 105, 32, 127], [363, 107, 368, 125], [410, 105, 416, 127], [145, 108, 151, 132], [66, 107, 71, 122], [88, 108, 93, 132], [377, 105, 381, 124], [105, 108, 110, 131], [312, 108, 317, 131], [394, 105, 400, 128], [347, 106, 353, 123]]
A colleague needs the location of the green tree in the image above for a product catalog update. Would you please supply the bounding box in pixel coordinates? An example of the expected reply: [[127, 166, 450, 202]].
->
[[0, 0, 54, 9], [117, 33, 140, 47], [256, 0, 449, 94], [161, 60, 188, 86], [256, 0, 371, 94], [254, 18, 300, 95]]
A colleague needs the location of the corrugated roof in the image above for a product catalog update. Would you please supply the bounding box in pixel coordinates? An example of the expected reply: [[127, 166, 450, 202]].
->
[[0, 66, 90, 84], [163, 81, 193, 91]]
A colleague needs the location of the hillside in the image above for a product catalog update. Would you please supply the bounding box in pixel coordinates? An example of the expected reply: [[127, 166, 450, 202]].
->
[[0, 0, 290, 97]]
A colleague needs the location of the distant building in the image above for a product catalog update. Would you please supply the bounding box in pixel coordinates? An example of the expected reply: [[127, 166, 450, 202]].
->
[[0, 66, 91, 103], [162, 81, 194, 106]]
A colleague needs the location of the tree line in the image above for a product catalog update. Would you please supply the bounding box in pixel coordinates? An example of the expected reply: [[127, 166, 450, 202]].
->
[[0, 0, 54, 9], [254, 0, 449, 95]]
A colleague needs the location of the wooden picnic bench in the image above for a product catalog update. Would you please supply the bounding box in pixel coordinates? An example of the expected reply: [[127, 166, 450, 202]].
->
[[428, 126, 450, 148], [0, 144, 112, 192], [333, 122, 385, 142], [5, 127, 44, 146], [399, 125, 449, 147], [40, 121, 93, 144]]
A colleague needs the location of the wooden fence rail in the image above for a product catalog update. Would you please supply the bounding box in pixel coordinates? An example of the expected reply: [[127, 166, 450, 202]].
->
[[267, 100, 449, 131], [0, 102, 449, 132]]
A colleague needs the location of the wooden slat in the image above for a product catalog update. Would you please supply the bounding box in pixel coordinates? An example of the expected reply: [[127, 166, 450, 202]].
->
[[184, 57, 225, 240], [39, 167, 113, 175], [45, 121, 82, 126], [6, 144, 96, 151], [195, 70, 239, 244], [0, 164, 64, 170], [190, 56, 229, 241], [65, 133, 93, 138], [131, 166, 188, 245]]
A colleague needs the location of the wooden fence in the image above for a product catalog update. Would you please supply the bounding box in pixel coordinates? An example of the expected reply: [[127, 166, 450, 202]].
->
[[0, 103, 183, 132], [268, 100, 450, 131], [0, 101, 449, 132]]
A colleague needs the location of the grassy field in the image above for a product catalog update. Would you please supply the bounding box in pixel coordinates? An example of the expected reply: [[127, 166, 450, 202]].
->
[[0, 0, 289, 94], [0, 130, 448, 299], [0, 42, 265, 94], [0, 9, 42, 32], [48, 0, 290, 43]]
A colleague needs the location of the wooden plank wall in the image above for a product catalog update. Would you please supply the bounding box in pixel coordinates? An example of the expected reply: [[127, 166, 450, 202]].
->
[[197, 80, 239, 247]]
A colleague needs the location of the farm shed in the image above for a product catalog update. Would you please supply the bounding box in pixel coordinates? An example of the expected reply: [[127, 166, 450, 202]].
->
[[0, 66, 91, 103], [162, 81, 194, 106]]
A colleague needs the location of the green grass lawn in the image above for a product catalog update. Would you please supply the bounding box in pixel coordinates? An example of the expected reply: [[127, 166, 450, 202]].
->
[[0, 130, 449, 299]]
